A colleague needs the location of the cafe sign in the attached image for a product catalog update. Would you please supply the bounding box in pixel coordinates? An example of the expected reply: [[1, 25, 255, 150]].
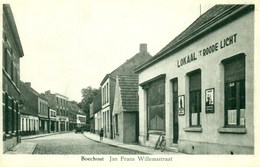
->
[[177, 33, 237, 68]]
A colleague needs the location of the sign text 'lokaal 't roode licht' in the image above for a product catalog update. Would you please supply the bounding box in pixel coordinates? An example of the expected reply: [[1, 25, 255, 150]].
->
[[177, 33, 237, 68]]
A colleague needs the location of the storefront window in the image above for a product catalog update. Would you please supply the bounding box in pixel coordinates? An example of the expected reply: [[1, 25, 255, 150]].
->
[[147, 79, 165, 131], [223, 54, 245, 127], [188, 70, 201, 127]]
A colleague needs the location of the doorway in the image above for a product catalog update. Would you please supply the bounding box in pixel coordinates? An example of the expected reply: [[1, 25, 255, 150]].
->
[[172, 78, 179, 143]]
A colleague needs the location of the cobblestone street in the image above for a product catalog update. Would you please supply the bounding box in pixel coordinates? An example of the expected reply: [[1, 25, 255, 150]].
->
[[30, 132, 146, 154]]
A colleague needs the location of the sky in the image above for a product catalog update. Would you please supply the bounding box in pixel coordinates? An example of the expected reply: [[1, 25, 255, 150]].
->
[[5, 0, 218, 102]]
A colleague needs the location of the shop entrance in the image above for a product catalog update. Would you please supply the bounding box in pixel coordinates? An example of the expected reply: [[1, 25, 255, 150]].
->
[[172, 78, 179, 143]]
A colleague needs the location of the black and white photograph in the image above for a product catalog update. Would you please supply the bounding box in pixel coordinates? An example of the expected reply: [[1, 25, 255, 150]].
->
[[1, 0, 259, 167]]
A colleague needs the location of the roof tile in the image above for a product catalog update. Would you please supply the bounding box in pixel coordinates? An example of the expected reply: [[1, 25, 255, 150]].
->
[[118, 75, 139, 112]]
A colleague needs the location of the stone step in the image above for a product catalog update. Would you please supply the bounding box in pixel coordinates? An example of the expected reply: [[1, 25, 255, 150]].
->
[[167, 146, 179, 153]]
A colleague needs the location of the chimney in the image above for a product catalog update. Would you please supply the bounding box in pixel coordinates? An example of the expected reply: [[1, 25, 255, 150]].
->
[[139, 43, 147, 53], [45, 90, 51, 94], [25, 82, 31, 87]]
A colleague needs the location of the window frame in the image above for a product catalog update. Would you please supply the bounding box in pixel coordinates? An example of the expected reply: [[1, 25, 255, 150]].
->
[[223, 54, 246, 128], [188, 69, 202, 127], [140, 74, 166, 133]]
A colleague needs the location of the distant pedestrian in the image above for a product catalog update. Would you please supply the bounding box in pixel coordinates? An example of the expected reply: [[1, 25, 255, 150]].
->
[[100, 128, 104, 141]]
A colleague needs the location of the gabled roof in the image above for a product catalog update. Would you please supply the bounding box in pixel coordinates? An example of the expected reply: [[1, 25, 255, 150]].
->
[[135, 5, 254, 73], [20, 105, 38, 116], [20, 81, 48, 101], [117, 75, 139, 112], [100, 48, 152, 85]]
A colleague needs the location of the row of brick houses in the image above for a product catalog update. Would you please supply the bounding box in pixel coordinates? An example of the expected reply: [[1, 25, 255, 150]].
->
[[89, 5, 254, 154], [20, 84, 86, 135], [2, 4, 24, 152], [2, 4, 86, 153]]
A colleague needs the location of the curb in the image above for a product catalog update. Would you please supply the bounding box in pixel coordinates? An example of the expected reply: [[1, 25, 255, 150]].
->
[[22, 131, 70, 140], [83, 134, 150, 155], [31, 143, 38, 154]]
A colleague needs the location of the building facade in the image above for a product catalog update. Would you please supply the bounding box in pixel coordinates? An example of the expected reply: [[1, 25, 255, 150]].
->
[[68, 106, 77, 131], [68, 101, 84, 131], [100, 44, 152, 139], [135, 5, 254, 154], [20, 105, 39, 136], [112, 75, 139, 143], [49, 108, 57, 132], [2, 4, 24, 152], [20, 82, 49, 134], [38, 96, 49, 133], [43, 91, 69, 132], [89, 101, 94, 132], [90, 90, 101, 134]]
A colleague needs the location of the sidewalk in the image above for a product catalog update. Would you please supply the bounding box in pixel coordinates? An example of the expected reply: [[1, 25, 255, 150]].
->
[[4, 142, 37, 154], [21, 131, 68, 140], [83, 132, 184, 155], [4, 132, 68, 154]]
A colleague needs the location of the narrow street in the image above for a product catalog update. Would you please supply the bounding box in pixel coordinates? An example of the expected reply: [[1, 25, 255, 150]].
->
[[28, 132, 146, 154]]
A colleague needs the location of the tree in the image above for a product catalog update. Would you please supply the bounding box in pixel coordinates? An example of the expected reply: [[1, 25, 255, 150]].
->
[[78, 86, 100, 124]]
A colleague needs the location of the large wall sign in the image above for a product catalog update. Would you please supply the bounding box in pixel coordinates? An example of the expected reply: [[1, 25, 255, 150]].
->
[[177, 33, 237, 68], [205, 88, 215, 113], [178, 95, 185, 116]]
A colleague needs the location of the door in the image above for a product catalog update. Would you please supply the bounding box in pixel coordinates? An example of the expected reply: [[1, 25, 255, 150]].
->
[[135, 112, 139, 142], [172, 78, 179, 143]]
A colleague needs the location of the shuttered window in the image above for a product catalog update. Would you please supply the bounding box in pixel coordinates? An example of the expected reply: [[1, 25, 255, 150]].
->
[[147, 79, 165, 131], [140, 74, 166, 132]]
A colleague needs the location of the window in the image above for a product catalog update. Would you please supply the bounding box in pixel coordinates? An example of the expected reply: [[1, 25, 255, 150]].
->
[[11, 99, 15, 133], [56, 108, 59, 116], [7, 50, 11, 75], [146, 77, 165, 131], [3, 48, 8, 70], [11, 60, 14, 80], [56, 97, 58, 104], [223, 54, 245, 127], [8, 97, 12, 133], [107, 110, 109, 132], [104, 86, 107, 103], [188, 70, 201, 127], [16, 102, 19, 133], [102, 87, 104, 104], [106, 82, 109, 103], [4, 93, 9, 134], [22, 118, 24, 131], [40, 102, 42, 113], [4, 48, 10, 74]]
